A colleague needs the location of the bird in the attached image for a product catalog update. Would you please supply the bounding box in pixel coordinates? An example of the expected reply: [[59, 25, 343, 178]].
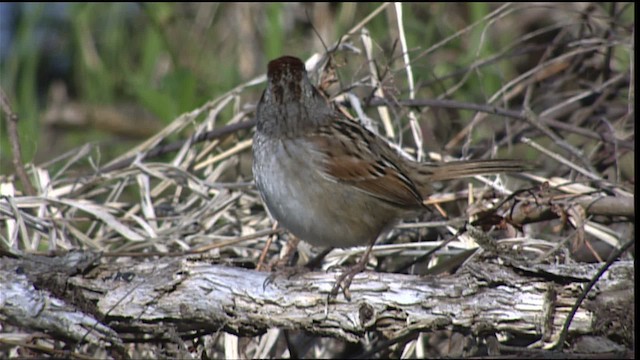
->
[[252, 55, 526, 299]]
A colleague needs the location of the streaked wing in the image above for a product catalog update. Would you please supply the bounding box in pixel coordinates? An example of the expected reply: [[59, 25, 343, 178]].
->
[[307, 117, 425, 208]]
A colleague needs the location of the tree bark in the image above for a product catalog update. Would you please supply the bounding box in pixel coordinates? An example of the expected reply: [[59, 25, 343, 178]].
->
[[0, 251, 634, 349]]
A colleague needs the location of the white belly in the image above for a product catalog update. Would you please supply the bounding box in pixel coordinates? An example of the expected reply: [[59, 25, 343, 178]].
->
[[253, 137, 400, 248]]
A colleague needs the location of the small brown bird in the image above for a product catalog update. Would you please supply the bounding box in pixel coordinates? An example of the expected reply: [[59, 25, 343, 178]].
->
[[252, 56, 525, 298]]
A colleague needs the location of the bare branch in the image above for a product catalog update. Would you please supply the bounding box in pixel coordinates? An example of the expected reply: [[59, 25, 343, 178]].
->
[[0, 87, 36, 196]]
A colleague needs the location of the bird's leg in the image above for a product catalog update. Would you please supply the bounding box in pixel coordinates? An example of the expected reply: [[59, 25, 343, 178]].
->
[[274, 235, 301, 268], [263, 238, 334, 289], [256, 222, 280, 271], [329, 239, 376, 301]]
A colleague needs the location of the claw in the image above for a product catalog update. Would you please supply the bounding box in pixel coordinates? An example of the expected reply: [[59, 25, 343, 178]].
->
[[328, 260, 367, 301], [263, 265, 312, 291], [328, 242, 375, 301], [263, 272, 278, 290]]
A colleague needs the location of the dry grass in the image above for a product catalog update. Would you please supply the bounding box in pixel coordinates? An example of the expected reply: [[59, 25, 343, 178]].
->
[[0, 3, 634, 358]]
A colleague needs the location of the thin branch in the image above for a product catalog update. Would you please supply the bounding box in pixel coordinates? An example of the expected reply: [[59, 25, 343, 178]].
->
[[0, 87, 36, 196], [96, 119, 256, 173], [367, 97, 633, 150], [554, 238, 635, 351]]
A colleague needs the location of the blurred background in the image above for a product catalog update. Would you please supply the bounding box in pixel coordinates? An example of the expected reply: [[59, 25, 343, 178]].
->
[[3, 3, 632, 177], [1, 3, 388, 171]]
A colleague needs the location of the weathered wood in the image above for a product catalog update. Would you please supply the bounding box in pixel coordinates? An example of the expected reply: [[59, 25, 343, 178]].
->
[[0, 252, 633, 348]]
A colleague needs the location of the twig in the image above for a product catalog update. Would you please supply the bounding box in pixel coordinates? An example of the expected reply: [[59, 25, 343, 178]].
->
[[96, 119, 256, 173], [393, 226, 466, 273], [0, 87, 36, 196], [521, 137, 603, 182], [394, 2, 422, 160], [93, 89, 634, 178], [367, 97, 633, 150], [554, 238, 635, 351], [508, 194, 634, 224], [333, 3, 391, 49]]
